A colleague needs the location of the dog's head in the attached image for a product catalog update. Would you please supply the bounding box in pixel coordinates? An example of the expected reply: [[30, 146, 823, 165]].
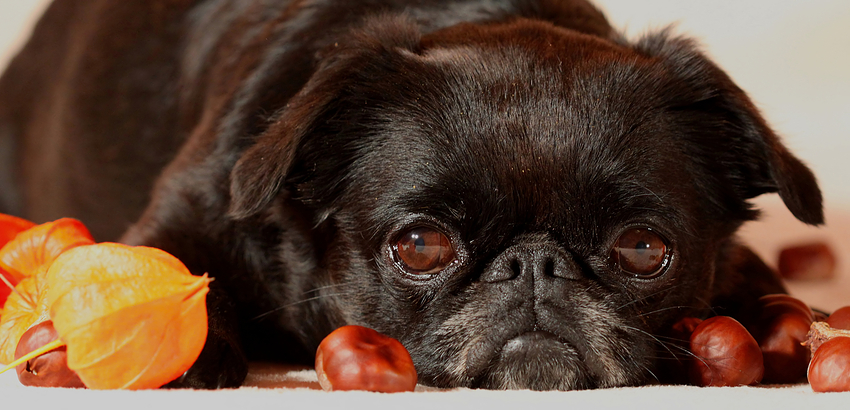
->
[[229, 16, 821, 389]]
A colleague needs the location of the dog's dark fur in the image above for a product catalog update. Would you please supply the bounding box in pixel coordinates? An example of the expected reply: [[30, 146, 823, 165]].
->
[[0, 0, 822, 390]]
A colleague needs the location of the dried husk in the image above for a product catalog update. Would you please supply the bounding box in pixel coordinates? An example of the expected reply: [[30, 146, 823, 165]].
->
[[0, 266, 50, 364], [47, 243, 209, 389]]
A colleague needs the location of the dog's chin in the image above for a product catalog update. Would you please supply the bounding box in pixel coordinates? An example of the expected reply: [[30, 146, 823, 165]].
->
[[472, 331, 591, 390]]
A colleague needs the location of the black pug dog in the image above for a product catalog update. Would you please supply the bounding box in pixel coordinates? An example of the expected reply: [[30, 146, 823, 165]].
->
[[0, 0, 822, 390]]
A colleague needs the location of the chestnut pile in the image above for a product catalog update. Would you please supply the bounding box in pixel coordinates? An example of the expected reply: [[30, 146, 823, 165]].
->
[[662, 295, 850, 392]]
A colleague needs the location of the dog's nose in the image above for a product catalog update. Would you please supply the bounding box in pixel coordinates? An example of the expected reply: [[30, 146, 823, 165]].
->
[[482, 241, 580, 283]]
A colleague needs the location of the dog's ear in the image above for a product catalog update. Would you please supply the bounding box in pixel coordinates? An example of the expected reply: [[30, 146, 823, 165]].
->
[[228, 16, 422, 219], [636, 32, 823, 225]]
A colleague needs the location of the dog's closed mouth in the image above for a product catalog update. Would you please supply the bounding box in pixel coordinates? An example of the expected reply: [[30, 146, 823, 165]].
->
[[467, 330, 591, 390], [502, 330, 565, 350], [498, 331, 580, 364]]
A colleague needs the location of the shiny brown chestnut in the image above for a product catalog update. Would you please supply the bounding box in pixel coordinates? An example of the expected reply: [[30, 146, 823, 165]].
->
[[752, 294, 814, 384], [689, 316, 764, 387], [808, 336, 850, 392], [756, 294, 813, 321], [827, 306, 850, 330], [14, 321, 85, 388], [315, 325, 417, 392]]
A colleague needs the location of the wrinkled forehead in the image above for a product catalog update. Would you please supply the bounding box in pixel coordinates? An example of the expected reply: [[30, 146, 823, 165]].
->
[[383, 39, 674, 165], [410, 42, 655, 165], [348, 28, 690, 235]]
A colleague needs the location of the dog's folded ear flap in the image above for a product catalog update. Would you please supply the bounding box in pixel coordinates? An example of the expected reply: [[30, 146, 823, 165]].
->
[[637, 32, 824, 225], [714, 86, 824, 225], [228, 16, 422, 219], [757, 127, 824, 225], [227, 78, 330, 220]]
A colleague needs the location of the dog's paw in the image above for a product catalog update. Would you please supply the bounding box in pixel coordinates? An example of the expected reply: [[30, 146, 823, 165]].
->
[[162, 280, 248, 389], [162, 328, 249, 389]]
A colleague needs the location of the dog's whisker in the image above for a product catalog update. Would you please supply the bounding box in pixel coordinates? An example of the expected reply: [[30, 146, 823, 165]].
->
[[645, 355, 693, 360], [630, 305, 690, 318], [645, 333, 691, 343], [624, 324, 715, 380], [624, 324, 713, 374], [641, 363, 659, 382], [624, 326, 692, 356], [252, 291, 353, 321], [691, 296, 717, 314], [620, 324, 696, 361], [620, 325, 676, 357], [299, 282, 353, 295], [616, 284, 682, 311]]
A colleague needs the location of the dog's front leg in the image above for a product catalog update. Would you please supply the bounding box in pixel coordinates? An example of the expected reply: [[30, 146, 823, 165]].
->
[[163, 279, 249, 389]]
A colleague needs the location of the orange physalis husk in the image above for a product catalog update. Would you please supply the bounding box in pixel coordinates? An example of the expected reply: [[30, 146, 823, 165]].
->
[[0, 265, 51, 364], [0, 214, 35, 247], [0, 214, 36, 309], [0, 218, 94, 285], [47, 243, 210, 390]]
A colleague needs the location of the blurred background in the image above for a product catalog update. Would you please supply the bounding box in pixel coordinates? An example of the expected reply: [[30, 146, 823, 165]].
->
[[0, 1, 848, 307]]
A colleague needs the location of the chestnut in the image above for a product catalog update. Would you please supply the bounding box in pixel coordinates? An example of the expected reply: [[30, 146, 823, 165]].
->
[[827, 306, 850, 330], [777, 242, 836, 281], [808, 336, 850, 392], [689, 316, 763, 387], [14, 321, 85, 388], [315, 325, 417, 392], [751, 294, 814, 384], [755, 294, 813, 322]]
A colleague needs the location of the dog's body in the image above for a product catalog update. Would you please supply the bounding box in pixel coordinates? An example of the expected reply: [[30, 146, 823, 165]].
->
[[0, 0, 822, 390]]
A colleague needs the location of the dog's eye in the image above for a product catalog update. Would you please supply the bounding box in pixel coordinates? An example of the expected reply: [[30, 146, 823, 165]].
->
[[610, 228, 669, 277], [394, 227, 455, 274]]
